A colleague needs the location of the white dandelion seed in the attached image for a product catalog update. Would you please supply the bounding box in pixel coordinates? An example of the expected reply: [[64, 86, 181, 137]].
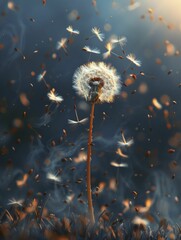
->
[[68, 105, 88, 125], [47, 89, 63, 103], [82, 46, 100, 54], [126, 53, 141, 67], [46, 173, 61, 183], [118, 139, 134, 147], [118, 132, 134, 147], [91, 27, 104, 42], [56, 38, 67, 52], [68, 119, 79, 125], [37, 70, 47, 82], [102, 42, 114, 59], [68, 118, 88, 125], [111, 36, 127, 48], [73, 62, 121, 103], [8, 198, 24, 207], [65, 194, 75, 204], [110, 161, 128, 168], [66, 25, 80, 35], [116, 148, 129, 158]]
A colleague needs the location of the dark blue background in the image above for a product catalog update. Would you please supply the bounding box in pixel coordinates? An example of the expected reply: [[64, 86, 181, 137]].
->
[[0, 0, 180, 227]]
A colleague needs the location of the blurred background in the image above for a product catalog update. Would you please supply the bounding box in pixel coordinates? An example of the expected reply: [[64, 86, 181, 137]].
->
[[0, 0, 181, 229]]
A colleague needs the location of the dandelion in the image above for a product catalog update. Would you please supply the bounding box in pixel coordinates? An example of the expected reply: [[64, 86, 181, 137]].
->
[[103, 42, 114, 59], [46, 172, 61, 183], [68, 118, 88, 125], [73, 62, 121, 103], [118, 138, 134, 147], [37, 70, 47, 82], [37, 70, 50, 88], [126, 53, 141, 67], [82, 46, 100, 54], [68, 104, 88, 125], [8, 198, 24, 207], [118, 131, 134, 147], [47, 89, 63, 103], [56, 38, 67, 52], [91, 27, 104, 42], [116, 148, 128, 158], [66, 25, 80, 35], [111, 36, 127, 48], [103, 42, 124, 59], [110, 161, 128, 167], [73, 61, 121, 226]]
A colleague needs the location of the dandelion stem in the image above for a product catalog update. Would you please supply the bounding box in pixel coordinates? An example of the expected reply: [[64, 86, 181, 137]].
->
[[87, 102, 95, 226]]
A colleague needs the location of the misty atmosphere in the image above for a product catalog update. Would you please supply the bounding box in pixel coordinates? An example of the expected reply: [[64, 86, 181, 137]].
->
[[0, 0, 181, 239]]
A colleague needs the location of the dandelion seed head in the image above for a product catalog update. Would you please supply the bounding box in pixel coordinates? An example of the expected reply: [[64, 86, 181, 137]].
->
[[73, 62, 121, 103], [126, 53, 141, 67]]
